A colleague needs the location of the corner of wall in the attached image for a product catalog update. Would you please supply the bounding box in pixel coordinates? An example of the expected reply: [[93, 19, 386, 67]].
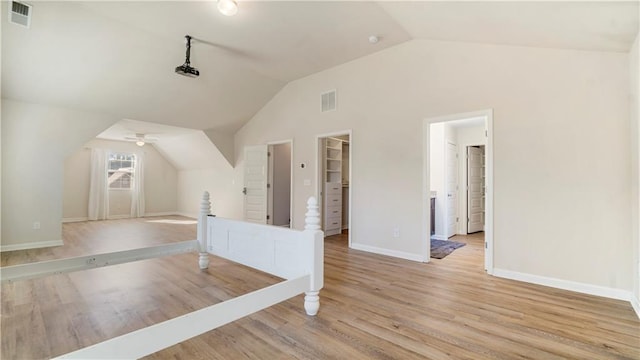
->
[[632, 294, 640, 319], [630, 31, 640, 312], [204, 129, 235, 167]]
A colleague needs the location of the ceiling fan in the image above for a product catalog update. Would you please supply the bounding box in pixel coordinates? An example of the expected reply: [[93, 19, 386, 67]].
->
[[124, 133, 158, 147]]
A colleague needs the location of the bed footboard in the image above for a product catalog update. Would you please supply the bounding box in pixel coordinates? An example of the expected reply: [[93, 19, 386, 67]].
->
[[199, 192, 324, 315]]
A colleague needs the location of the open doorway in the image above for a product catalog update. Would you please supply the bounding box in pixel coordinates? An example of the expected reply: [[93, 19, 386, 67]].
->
[[424, 110, 493, 272], [267, 142, 292, 227], [316, 131, 351, 246]]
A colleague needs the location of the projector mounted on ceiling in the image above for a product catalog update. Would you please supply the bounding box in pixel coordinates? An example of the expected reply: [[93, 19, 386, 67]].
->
[[175, 35, 199, 78]]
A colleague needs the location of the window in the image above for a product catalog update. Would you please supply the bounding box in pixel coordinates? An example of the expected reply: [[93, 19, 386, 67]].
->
[[108, 153, 136, 189]]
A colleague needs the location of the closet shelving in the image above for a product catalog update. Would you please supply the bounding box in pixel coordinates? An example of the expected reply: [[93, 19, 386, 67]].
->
[[324, 137, 344, 236]]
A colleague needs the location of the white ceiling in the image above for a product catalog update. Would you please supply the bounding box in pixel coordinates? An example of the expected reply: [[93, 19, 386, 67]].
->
[[380, 1, 639, 53], [97, 119, 226, 171], [97, 119, 200, 141], [2, 1, 638, 138]]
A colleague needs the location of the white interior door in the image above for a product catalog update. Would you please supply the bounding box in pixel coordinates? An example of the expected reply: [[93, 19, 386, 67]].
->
[[446, 142, 458, 237], [467, 146, 485, 233], [243, 145, 268, 224]]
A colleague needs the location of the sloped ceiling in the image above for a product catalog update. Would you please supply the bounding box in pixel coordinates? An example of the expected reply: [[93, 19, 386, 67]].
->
[[2, 1, 638, 135], [1, 1, 410, 133], [1, 0, 638, 133], [97, 119, 228, 171]]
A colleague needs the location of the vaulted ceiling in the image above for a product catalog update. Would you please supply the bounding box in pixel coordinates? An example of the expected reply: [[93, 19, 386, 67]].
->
[[2, 1, 638, 135]]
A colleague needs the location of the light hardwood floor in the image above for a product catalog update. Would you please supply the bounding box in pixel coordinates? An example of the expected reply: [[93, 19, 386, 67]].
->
[[2, 219, 639, 359]]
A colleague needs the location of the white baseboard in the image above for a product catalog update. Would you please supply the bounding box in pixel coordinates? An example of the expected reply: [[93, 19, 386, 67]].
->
[[176, 212, 197, 219], [62, 217, 88, 223], [64, 213, 180, 222], [431, 235, 448, 241], [144, 212, 179, 217], [107, 215, 131, 220], [631, 295, 640, 319], [1, 239, 64, 252], [350, 243, 423, 262], [493, 268, 632, 302]]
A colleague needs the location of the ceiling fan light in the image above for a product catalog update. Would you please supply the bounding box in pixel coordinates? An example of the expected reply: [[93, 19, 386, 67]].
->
[[136, 140, 145, 147], [217, 0, 238, 16]]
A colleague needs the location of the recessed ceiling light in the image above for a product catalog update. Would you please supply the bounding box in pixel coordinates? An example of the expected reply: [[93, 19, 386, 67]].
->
[[368, 35, 379, 44]]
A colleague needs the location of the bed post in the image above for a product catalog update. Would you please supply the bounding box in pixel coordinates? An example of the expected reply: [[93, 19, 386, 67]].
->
[[303, 196, 324, 316], [197, 191, 211, 270]]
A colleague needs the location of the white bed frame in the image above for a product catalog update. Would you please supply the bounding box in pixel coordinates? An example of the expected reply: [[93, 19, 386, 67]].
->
[[1, 192, 324, 359]]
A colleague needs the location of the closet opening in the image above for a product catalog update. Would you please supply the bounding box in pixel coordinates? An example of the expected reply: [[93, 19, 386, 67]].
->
[[316, 131, 351, 246]]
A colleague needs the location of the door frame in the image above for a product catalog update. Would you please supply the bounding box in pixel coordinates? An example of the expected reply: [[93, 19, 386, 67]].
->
[[423, 109, 494, 273], [267, 139, 294, 227], [315, 130, 353, 248]]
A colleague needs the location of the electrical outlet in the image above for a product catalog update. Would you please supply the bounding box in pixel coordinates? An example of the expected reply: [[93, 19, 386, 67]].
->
[[33, 222, 40, 230], [393, 227, 400, 238]]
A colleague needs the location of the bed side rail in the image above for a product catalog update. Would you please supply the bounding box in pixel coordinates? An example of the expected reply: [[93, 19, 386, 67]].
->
[[1, 240, 198, 283], [56, 275, 310, 359]]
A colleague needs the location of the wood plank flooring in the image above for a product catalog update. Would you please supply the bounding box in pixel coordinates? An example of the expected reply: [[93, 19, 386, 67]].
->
[[2, 219, 639, 359]]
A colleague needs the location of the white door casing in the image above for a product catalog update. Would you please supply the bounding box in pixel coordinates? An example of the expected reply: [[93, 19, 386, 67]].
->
[[446, 142, 458, 237], [243, 145, 268, 224], [267, 145, 274, 225], [467, 146, 485, 233]]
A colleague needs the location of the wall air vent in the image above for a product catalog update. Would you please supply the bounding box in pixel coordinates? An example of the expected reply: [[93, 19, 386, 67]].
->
[[321, 90, 337, 112], [9, 1, 32, 28]]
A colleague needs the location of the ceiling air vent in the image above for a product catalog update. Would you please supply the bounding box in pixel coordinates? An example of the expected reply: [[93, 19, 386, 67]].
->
[[9, 1, 32, 28], [321, 90, 336, 112]]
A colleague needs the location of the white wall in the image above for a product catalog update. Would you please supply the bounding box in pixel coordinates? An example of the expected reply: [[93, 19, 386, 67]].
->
[[177, 168, 236, 219], [62, 148, 91, 220], [630, 33, 639, 308], [457, 126, 485, 149], [234, 39, 632, 293], [156, 131, 237, 219], [62, 138, 178, 220], [1, 99, 117, 250]]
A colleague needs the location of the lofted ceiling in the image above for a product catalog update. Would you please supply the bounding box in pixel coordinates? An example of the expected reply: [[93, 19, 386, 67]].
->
[[96, 119, 228, 170], [2, 1, 638, 137]]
